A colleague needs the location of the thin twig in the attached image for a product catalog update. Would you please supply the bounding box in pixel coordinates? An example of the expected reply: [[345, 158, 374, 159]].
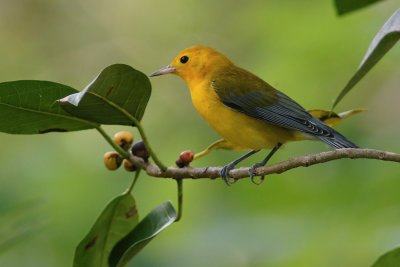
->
[[127, 148, 400, 180]]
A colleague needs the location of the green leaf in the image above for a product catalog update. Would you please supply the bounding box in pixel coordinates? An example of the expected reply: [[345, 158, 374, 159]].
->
[[0, 80, 95, 134], [371, 246, 400, 267], [59, 64, 151, 126], [332, 9, 400, 109], [74, 193, 139, 267], [109, 201, 177, 267], [334, 0, 383, 15]]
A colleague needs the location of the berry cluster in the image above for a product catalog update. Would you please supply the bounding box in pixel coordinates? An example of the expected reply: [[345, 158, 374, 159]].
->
[[103, 131, 149, 172]]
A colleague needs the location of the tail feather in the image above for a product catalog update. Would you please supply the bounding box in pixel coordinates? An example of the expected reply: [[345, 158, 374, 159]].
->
[[312, 118, 358, 149], [318, 133, 358, 149]]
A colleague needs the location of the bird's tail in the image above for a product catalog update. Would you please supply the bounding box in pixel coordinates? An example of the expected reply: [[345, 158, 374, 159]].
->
[[318, 133, 358, 149], [311, 118, 358, 149]]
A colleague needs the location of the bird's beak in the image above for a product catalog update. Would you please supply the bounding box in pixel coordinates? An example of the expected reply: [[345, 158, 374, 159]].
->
[[149, 65, 176, 77]]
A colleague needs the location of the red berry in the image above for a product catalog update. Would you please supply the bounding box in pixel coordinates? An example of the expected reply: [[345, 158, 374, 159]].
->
[[180, 150, 194, 163], [175, 150, 194, 168]]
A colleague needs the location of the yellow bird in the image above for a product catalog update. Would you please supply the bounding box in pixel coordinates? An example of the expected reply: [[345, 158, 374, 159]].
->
[[150, 45, 358, 184]]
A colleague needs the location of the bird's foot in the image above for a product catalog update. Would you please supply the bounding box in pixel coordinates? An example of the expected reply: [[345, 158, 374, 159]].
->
[[220, 163, 237, 185], [249, 163, 265, 185]]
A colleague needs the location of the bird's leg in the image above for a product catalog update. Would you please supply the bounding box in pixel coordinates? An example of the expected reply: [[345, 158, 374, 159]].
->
[[249, 143, 282, 185], [221, 149, 260, 185], [194, 139, 228, 160]]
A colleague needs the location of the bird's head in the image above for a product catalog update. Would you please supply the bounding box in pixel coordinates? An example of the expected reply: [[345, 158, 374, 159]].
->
[[149, 45, 232, 85]]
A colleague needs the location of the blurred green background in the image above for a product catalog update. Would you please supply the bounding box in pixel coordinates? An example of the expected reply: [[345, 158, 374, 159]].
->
[[1, 1, 400, 267]]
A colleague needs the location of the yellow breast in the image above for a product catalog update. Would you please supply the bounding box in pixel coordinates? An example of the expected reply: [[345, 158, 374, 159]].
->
[[188, 81, 303, 150]]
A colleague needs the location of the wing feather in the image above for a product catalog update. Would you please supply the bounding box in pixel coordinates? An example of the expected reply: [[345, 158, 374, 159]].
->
[[212, 67, 357, 148]]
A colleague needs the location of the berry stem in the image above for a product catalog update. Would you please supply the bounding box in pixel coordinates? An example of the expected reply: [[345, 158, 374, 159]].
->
[[129, 116, 167, 171]]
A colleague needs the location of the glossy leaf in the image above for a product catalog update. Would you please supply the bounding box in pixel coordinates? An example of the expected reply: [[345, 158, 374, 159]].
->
[[371, 246, 400, 267], [333, 9, 400, 109], [59, 64, 151, 125], [334, 0, 383, 15], [109, 201, 177, 267], [0, 80, 95, 134], [74, 193, 139, 267]]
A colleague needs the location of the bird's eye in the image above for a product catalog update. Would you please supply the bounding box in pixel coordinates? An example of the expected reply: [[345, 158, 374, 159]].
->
[[180, 56, 189, 64]]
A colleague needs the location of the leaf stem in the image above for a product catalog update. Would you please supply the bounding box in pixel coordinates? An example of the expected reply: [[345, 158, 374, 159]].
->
[[175, 179, 183, 222], [129, 116, 167, 171], [126, 169, 141, 194]]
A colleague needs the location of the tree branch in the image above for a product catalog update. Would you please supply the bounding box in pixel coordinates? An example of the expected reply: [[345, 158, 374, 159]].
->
[[127, 148, 400, 180]]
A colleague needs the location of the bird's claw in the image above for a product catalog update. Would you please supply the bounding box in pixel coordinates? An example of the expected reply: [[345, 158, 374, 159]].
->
[[220, 163, 237, 185], [249, 163, 265, 185]]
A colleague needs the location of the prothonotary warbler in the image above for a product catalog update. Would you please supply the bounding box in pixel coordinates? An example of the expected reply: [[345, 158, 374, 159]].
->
[[150, 45, 358, 184]]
